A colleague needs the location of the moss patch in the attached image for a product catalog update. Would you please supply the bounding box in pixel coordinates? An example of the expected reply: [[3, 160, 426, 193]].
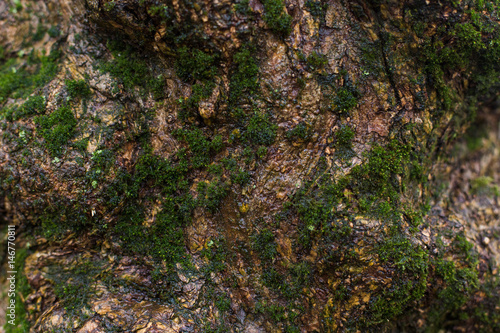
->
[[34, 106, 77, 156], [263, 0, 292, 36], [0, 49, 61, 103]]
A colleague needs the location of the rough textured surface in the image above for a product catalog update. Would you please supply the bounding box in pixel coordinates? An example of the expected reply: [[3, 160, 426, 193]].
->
[[1, 0, 500, 332]]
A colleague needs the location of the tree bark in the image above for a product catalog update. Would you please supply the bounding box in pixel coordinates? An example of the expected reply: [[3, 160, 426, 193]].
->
[[1, 0, 500, 332]]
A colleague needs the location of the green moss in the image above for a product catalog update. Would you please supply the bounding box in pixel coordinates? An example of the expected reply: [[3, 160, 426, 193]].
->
[[47, 25, 61, 38], [178, 81, 216, 120], [86, 149, 115, 187], [245, 112, 277, 146], [0, 49, 61, 103], [231, 169, 250, 186], [32, 25, 47, 42], [66, 79, 91, 100], [73, 137, 89, 153], [215, 294, 232, 313], [350, 140, 415, 220], [201, 237, 228, 273], [50, 258, 103, 324], [4, 95, 46, 121], [263, 0, 292, 36], [101, 40, 164, 99], [419, 3, 500, 115], [471, 176, 499, 196], [37, 196, 91, 238], [147, 4, 169, 19], [256, 146, 268, 159], [289, 261, 312, 288], [175, 46, 217, 82], [252, 228, 277, 262], [333, 85, 360, 114], [114, 200, 192, 263], [34, 106, 77, 156], [102, 147, 197, 265], [229, 45, 260, 103], [334, 125, 355, 149], [292, 175, 349, 249], [364, 237, 429, 326], [197, 180, 229, 213], [306, 51, 328, 71], [305, 0, 328, 19], [286, 122, 312, 141], [235, 0, 250, 15], [174, 128, 223, 168], [207, 163, 223, 176]]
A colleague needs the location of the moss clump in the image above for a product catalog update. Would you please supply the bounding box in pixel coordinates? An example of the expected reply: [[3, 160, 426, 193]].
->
[[229, 45, 260, 103], [368, 236, 429, 325], [37, 196, 91, 238], [101, 40, 164, 99], [233, 169, 251, 186], [0, 49, 61, 103], [66, 79, 91, 99], [197, 180, 229, 213], [333, 85, 360, 114], [175, 47, 217, 82], [350, 140, 416, 220], [305, 0, 328, 19], [4, 95, 46, 121], [252, 228, 277, 262], [201, 237, 229, 273], [245, 112, 278, 146], [109, 152, 195, 264], [419, 3, 500, 115], [174, 47, 218, 119], [32, 25, 47, 42], [306, 51, 328, 71], [427, 232, 479, 328], [47, 25, 61, 38], [263, 0, 292, 36], [334, 125, 355, 150], [115, 203, 191, 263], [34, 106, 77, 156], [50, 258, 104, 327], [174, 128, 223, 168], [286, 122, 312, 141]]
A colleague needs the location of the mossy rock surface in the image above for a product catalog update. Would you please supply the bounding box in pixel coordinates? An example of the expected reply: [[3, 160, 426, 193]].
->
[[1, 0, 500, 332]]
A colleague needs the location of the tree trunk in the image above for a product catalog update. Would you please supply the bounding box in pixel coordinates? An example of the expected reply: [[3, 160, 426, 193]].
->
[[1, 0, 500, 332]]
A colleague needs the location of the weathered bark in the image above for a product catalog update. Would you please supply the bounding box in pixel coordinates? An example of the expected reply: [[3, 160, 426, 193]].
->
[[1, 0, 500, 332]]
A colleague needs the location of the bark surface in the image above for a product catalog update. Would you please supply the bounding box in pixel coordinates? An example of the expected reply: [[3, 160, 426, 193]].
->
[[1, 0, 500, 332]]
